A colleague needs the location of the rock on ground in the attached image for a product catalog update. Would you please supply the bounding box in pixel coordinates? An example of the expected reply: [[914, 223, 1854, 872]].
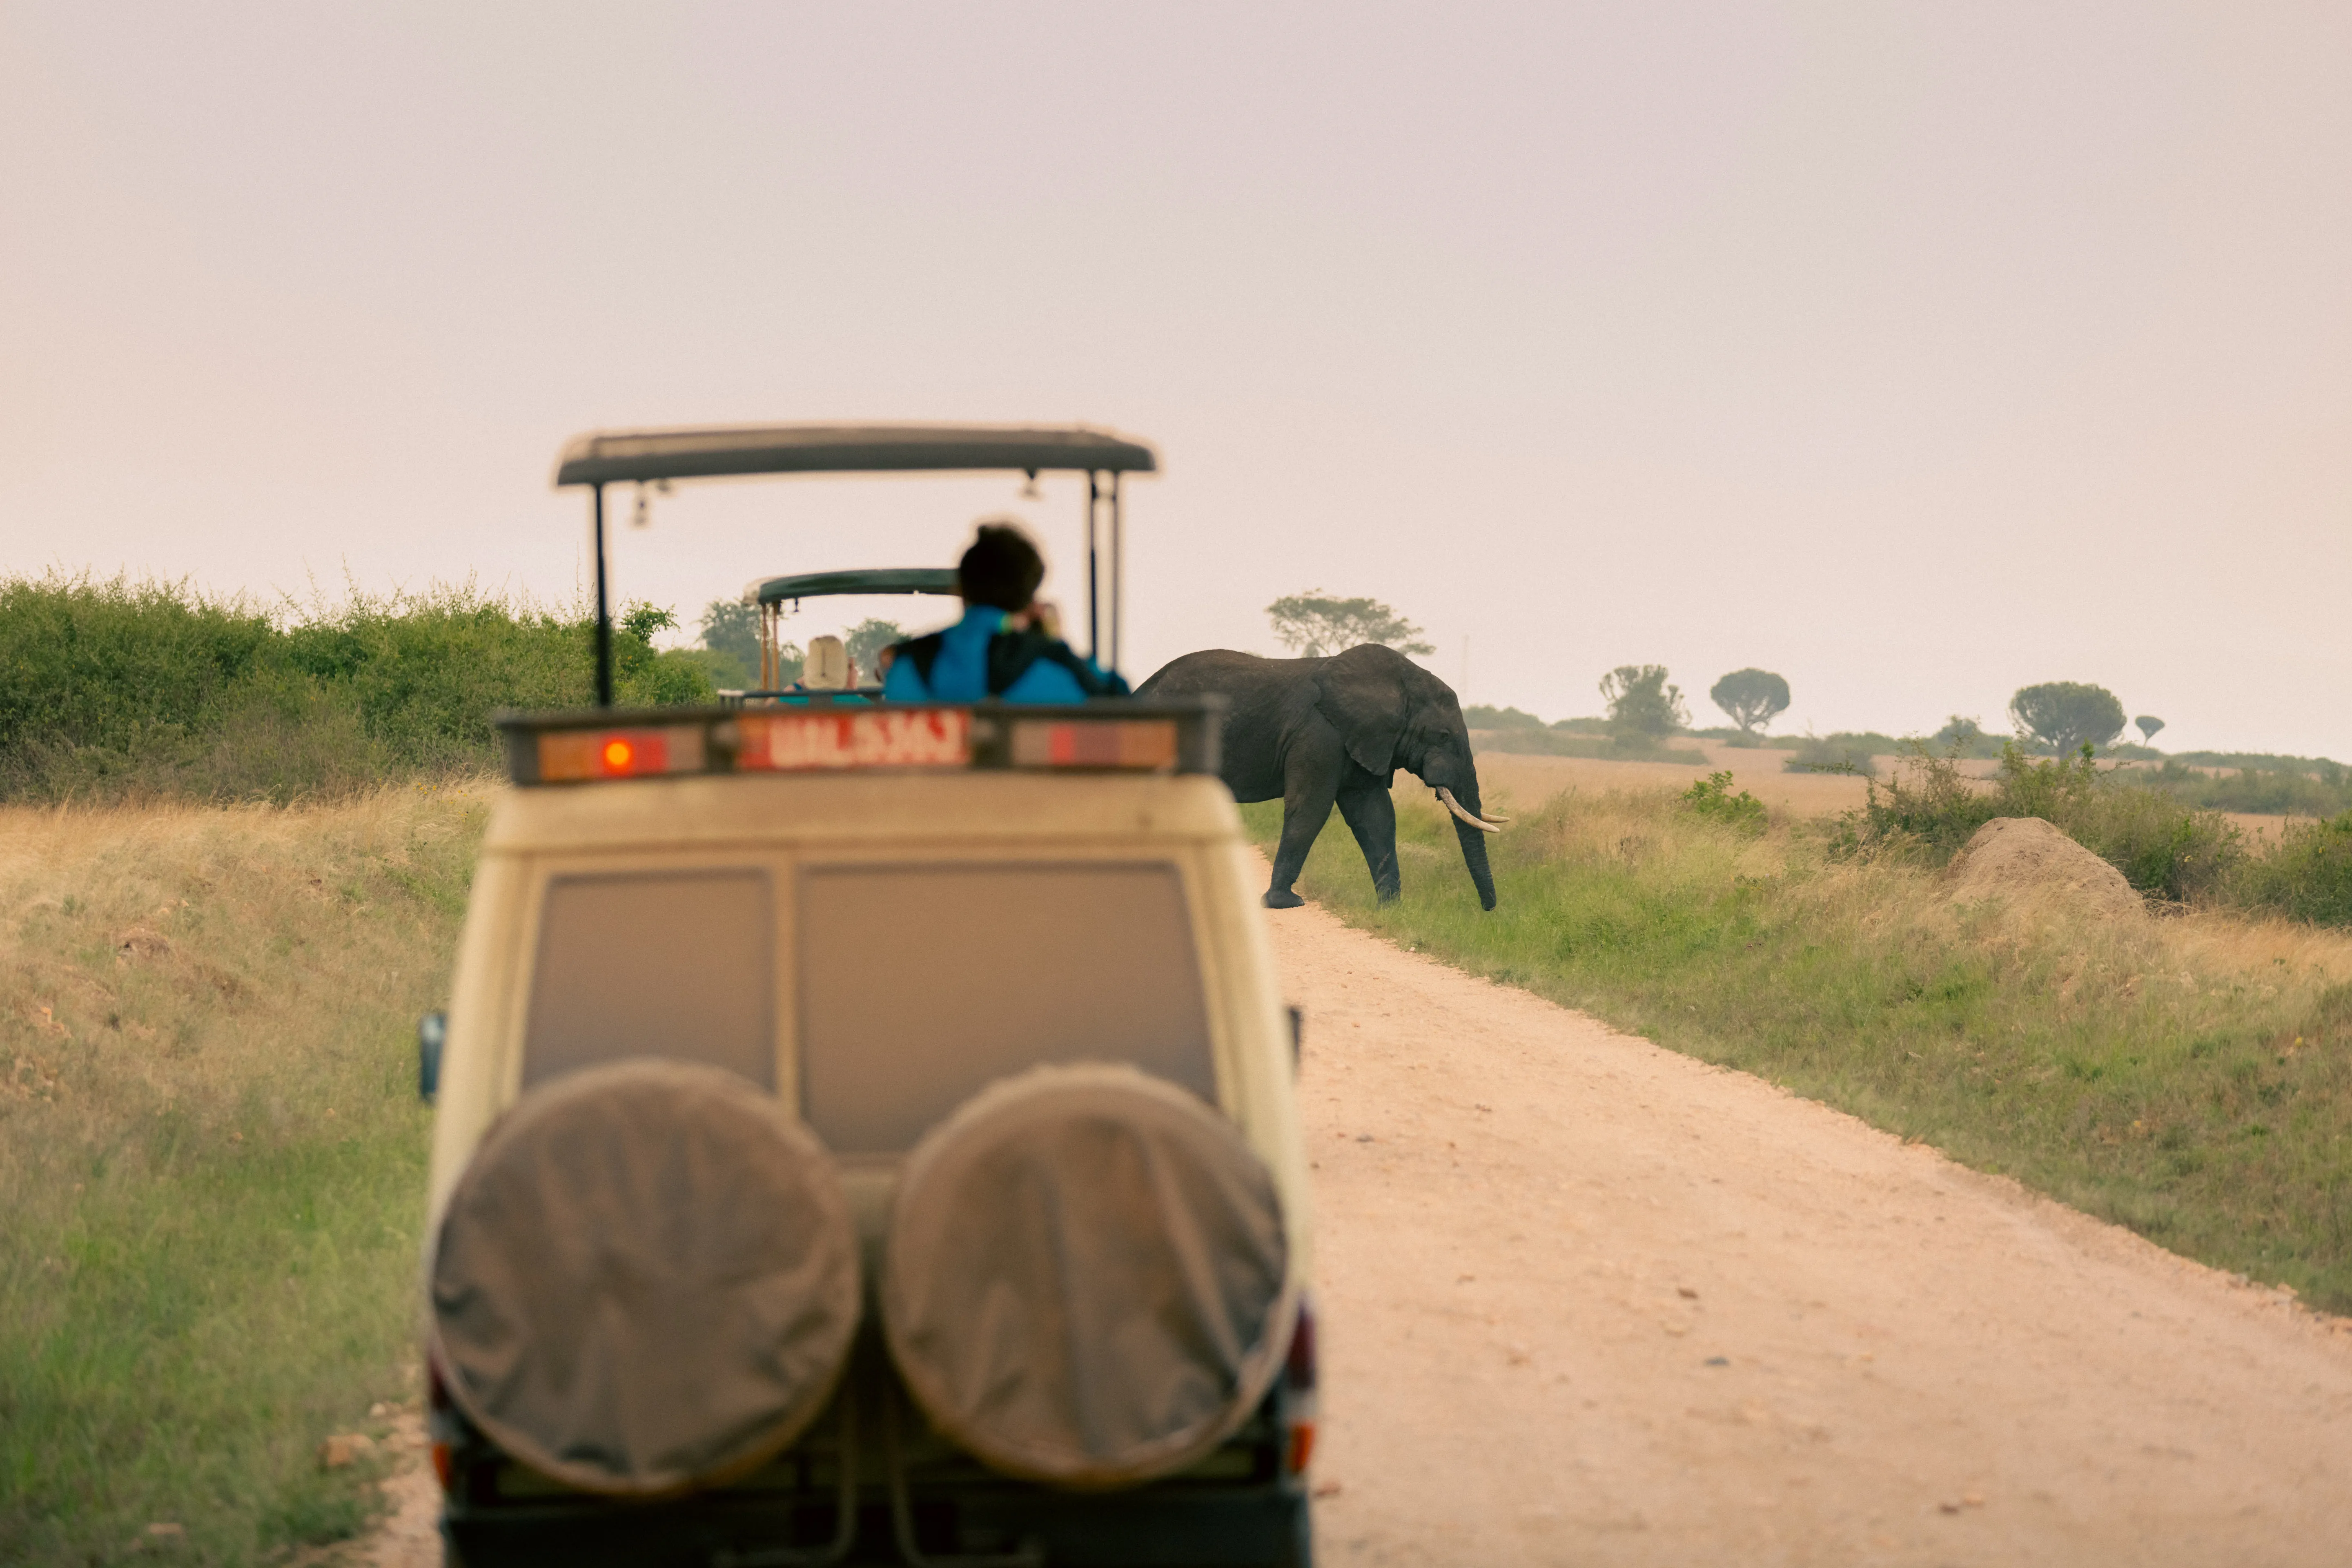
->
[[1945, 815, 2144, 920]]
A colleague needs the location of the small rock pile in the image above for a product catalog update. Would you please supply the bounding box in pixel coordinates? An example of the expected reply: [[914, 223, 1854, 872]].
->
[[1944, 817, 2143, 921]]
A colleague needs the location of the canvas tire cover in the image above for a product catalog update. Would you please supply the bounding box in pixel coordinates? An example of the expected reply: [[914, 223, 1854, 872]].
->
[[883, 1063, 1295, 1489], [430, 1059, 860, 1497]]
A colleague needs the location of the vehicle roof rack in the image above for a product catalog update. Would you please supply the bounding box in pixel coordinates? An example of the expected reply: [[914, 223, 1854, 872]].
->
[[554, 423, 1156, 487]]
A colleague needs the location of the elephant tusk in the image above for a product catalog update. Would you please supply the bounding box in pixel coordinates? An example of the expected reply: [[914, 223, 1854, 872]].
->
[[1436, 787, 1505, 833]]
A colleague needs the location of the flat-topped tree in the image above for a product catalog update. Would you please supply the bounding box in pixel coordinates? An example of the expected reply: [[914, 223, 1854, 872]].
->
[[1710, 668, 1791, 738], [2136, 715, 2167, 746], [2010, 682, 2126, 756]]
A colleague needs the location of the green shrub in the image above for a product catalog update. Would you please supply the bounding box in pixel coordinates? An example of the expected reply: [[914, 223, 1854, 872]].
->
[[1474, 728, 1704, 762], [0, 574, 717, 803], [1837, 741, 2245, 903], [1994, 746, 2243, 902], [1680, 771, 1766, 835], [1783, 734, 1882, 776], [2236, 812, 2352, 926], [2134, 759, 2352, 818], [1463, 704, 1548, 731]]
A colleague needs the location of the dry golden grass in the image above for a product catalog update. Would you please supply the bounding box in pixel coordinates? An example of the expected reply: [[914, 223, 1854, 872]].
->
[[1, 782, 491, 1565]]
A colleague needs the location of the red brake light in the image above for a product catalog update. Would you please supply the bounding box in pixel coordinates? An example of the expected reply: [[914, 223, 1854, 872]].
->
[[537, 725, 702, 782], [1283, 1296, 1319, 1475]]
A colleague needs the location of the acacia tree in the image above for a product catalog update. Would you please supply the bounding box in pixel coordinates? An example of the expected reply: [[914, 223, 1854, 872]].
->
[[1266, 591, 1434, 659], [1600, 664, 1688, 738], [2009, 681, 2125, 756], [1708, 668, 1791, 737], [2136, 714, 2166, 745]]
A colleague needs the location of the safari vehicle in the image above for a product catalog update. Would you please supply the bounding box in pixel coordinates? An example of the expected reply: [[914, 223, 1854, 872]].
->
[[727, 567, 959, 702], [419, 425, 1318, 1568]]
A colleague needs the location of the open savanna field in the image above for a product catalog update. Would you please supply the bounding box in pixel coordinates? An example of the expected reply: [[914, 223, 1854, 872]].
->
[[5, 755, 2349, 1564]]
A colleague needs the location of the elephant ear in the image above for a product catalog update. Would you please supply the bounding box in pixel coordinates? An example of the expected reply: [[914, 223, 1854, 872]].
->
[[1314, 663, 1407, 779]]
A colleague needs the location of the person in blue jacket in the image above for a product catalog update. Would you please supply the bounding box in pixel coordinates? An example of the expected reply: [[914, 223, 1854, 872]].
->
[[882, 522, 1126, 702]]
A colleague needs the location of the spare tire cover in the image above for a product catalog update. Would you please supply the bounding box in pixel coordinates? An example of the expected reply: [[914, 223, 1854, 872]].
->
[[430, 1059, 860, 1496], [883, 1063, 1295, 1490]]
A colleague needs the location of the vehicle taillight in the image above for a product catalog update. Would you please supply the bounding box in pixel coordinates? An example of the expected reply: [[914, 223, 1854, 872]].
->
[[1284, 1296, 1318, 1475], [536, 724, 706, 782], [427, 1349, 456, 1492], [1007, 716, 1178, 771]]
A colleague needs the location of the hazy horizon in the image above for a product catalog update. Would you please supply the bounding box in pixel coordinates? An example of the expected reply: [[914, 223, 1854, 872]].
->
[[6, 4, 2347, 755]]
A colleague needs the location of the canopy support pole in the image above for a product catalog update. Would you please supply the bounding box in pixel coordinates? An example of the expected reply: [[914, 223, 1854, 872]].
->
[[591, 483, 613, 707], [1108, 471, 1124, 679], [1085, 471, 1101, 664]]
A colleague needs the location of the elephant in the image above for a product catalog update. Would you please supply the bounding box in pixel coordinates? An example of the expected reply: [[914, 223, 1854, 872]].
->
[[1138, 644, 1505, 911]]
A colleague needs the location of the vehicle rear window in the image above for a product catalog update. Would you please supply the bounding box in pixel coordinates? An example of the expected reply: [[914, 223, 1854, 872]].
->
[[797, 863, 1214, 1155], [523, 871, 775, 1090]]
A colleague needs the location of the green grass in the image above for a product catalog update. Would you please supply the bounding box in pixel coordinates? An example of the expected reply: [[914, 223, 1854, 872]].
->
[[1246, 782, 2352, 1310], [1, 786, 482, 1564]]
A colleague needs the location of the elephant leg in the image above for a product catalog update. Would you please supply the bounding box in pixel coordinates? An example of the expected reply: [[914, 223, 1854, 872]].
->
[[1266, 755, 1343, 910], [1335, 783, 1400, 903]]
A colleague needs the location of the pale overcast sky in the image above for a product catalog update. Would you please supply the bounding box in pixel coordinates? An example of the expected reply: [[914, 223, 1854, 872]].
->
[[5, 4, 2347, 755]]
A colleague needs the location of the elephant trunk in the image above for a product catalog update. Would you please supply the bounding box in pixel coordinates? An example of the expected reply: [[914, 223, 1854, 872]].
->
[[1446, 772, 1499, 911], [1454, 816, 1498, 911]]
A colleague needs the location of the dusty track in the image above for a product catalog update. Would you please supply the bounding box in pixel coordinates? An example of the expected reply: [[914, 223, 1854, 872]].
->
[[364, 895, 2352, 1567], [1276, 898, 2352, 1566]]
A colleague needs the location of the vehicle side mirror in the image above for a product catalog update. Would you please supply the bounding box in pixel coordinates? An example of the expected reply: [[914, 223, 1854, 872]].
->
[[1287, 1005, 1304, 1073], [419, 1011, 447, 1103]]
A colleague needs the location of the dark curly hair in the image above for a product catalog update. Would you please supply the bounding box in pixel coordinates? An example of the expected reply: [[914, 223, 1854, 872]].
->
[[957, 521, 1046, 612]]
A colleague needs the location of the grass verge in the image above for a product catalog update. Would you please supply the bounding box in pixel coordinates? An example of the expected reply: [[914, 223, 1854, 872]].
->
[[1, 785, 486, 1564], [1245, 782, 2352, 1311]]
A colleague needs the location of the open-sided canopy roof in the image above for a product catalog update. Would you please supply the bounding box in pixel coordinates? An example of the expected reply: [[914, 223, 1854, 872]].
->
[[743, 568, 960, 608], [555, 423, 1157, 488]]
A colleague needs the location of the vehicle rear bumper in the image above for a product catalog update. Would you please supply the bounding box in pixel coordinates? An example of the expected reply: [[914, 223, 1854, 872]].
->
[[444, 1484, 1312, 1568]]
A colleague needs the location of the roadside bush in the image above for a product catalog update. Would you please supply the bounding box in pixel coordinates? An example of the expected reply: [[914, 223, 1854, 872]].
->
[[1680, 771, 1766, 836], [1995, 746, 2243, 902], [1838, 741, 2244, 903], [0, 574, 716, 803], [2235, 812, 2352, 927]]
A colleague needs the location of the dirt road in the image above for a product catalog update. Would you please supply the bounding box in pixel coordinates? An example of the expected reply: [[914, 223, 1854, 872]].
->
[[365, 895, 2352, 1567], [1276, 899, 2352, 1566]]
